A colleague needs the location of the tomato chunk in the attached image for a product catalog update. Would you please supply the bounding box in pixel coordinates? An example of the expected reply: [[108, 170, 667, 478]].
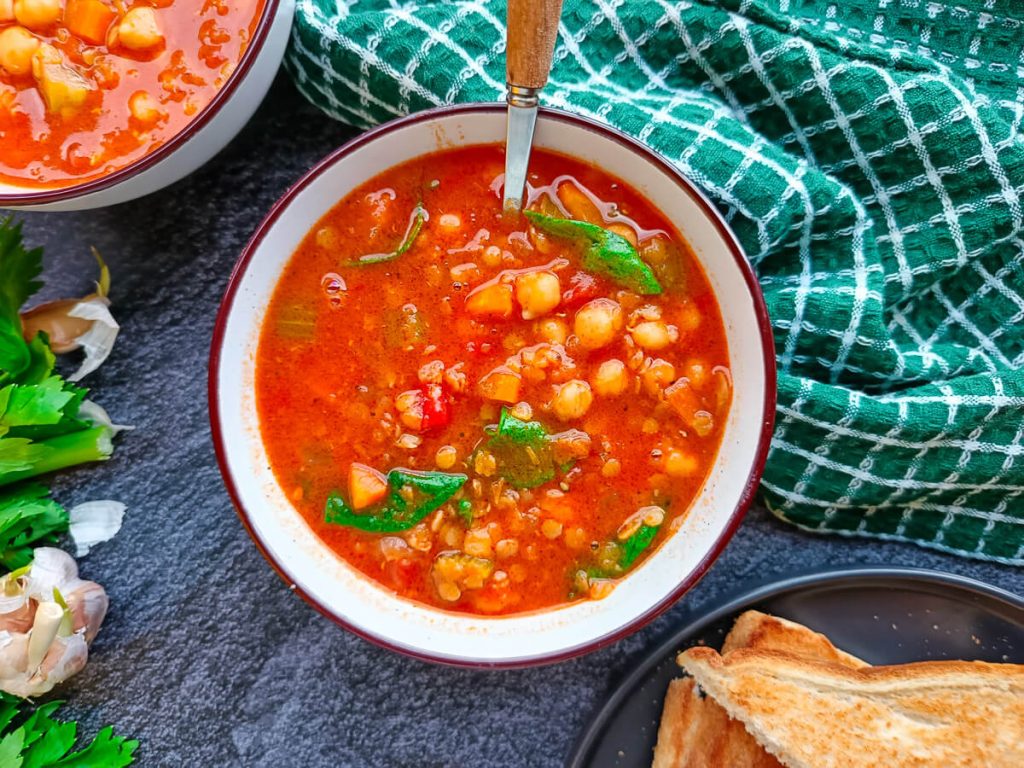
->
[[561, 271, 601, 309], [420, 383, 451, 432]]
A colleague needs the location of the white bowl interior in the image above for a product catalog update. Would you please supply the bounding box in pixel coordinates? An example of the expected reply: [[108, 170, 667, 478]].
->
[[215, 110, 768, 664]]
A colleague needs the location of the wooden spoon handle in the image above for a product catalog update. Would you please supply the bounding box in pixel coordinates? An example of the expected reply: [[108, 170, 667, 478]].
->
[[506, 0, 565, 90]]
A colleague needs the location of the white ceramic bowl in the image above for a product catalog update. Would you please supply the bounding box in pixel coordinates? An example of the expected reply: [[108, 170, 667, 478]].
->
[[0, 0, 294, 211], [210, 105, 776, 667]]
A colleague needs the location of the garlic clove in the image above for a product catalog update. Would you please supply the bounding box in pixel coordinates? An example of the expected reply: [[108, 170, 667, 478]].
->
[[27, 601, 63, 670], [64, 580, 108, 643]]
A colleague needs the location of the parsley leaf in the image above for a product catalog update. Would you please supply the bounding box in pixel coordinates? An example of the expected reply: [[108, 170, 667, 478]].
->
[[0, 694, 137, 768], [0, 484, 68, 571]]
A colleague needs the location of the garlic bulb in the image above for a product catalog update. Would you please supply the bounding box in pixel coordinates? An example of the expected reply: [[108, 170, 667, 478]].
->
[[0, 548, 108, 697]]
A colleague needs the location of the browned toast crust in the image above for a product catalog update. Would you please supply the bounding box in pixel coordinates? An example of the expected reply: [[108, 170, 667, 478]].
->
[[679, 648, 1024, 768], [652, 679, 783, 768], [652, 611, 865, 767]]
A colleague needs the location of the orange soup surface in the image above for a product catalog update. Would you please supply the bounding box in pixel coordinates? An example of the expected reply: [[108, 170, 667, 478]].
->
[[0, 0, 264, 188], [256, 145, 732, 615]]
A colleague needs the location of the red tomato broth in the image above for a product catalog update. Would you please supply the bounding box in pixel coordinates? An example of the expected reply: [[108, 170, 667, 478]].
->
[[0, 0, 264, 188], [256, 145, 732, 615]]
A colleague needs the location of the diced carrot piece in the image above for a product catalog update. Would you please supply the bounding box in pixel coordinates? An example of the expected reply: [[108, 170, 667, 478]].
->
[[665, 377, 705, 430], [607, 222, 638, 247], [465, 282, 514, 318], [349, 463, 388, 510], [64, 0, 116, 45], [477, 366, 522, 403], [557, 181, 603, 224]]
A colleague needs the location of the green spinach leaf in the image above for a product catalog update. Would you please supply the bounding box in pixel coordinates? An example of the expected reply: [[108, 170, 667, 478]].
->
[[325, 468, 467, 533], [620, 524, 660, 568], [525, 211, 662, 295], [483, 408, 556, 489]]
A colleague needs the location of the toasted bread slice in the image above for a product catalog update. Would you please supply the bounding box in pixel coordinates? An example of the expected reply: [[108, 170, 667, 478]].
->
[[721, 611, 867, 668], [652, 678, 784, 768], [653, 612, 865, 767], [679, 647, 1024, 768]]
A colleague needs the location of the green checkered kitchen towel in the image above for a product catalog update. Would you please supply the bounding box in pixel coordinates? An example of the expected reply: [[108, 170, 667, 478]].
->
[[285, 0, 1024, 564]]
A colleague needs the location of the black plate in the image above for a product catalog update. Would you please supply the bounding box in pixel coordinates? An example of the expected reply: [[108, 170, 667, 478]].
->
[[566, 566, 1024, 768]]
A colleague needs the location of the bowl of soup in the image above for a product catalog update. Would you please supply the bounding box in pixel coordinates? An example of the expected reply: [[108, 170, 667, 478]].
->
[[210, 105, 776, 666], [0, 0, 292, 210]]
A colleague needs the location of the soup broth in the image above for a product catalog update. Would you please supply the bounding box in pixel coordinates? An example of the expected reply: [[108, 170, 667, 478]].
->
[[256, 145, 732, 615]]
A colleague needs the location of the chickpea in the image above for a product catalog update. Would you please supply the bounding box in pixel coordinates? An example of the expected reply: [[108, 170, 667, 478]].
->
[[435, 445, 457, 470], [0, 0, 12, 22], [0, 26, 38, 76], [438, 213, 461, 229], [482, 245, 502, 267], [12, 0, 60, 30], [665, 450, 698, 477], [514, 270, 561, 320], [592, 358, 629, 397], [630, 320, 678, 351], [115, 6, 164, 50], [641, 358, 676, 396], [574, 298, 623, 350], [551, 379, 593, 421], [128, 90, 163, 123], [536, 317, 568, 345]]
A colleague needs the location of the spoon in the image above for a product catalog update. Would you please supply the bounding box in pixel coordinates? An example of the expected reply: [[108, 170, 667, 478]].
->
[[503, 0, 565, 212]]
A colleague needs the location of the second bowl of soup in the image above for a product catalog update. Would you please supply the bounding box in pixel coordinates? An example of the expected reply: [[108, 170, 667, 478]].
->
[[0, 0, 293, 209], [211, 105, 775, 666]]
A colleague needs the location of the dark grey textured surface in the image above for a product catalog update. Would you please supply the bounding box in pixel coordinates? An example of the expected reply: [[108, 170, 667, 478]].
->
[[15, 75, 1024, 767]]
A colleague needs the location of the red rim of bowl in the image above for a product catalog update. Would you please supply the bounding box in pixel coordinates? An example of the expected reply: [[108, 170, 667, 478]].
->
[[0, 0, 283, 206], [208, 103, 778, 669]]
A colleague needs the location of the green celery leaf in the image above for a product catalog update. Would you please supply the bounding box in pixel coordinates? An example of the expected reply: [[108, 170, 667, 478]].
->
[[483, 408, 556, 489], [1, 378, 74, 429], [0, 219, 43, 313], [525, 211, 662, 295], [325, 468, 466, 533], [10, 380, 89, 442], [0, 219, 44, 381], [11, 335, 55, 387], [620, 524, 660, 569], [0, 484, 68, 571]]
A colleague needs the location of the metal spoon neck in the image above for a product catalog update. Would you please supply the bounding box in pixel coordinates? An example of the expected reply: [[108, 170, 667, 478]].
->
[[507, 84, 540, 109]]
